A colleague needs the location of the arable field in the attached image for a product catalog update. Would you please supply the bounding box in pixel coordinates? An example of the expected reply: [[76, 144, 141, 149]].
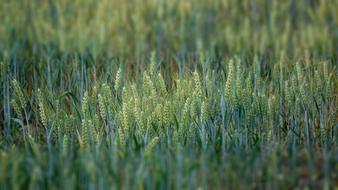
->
[[0, 0, 337, 189]]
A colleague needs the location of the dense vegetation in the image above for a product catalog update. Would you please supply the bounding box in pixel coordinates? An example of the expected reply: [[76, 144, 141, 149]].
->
[[0, 0, 337, 189]]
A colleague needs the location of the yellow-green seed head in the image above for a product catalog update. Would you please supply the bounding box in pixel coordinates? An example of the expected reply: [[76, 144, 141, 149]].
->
[[236, 63, 242, 106], [98, 94, 106, 120], [82, 91, 89, 115], [37, 89, 47, 127], [114, 67, 122, 92], [200, 100, 208, 123], [118, 127, 125, 147], [122, 102, 129, 132], [12, 79, 26, 109], [81, 119, 89, 149], [193, 70, 202, 98], [158, 73, 167, 96], [163, 103, 170, 127], [225, 59, 234, 101]]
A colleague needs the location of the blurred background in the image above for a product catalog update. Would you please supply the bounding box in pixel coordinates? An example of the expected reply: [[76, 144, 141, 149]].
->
[[0, 0, 337, 58]]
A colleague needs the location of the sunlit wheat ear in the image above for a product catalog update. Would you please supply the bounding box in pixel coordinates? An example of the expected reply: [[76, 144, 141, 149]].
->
[[252, 93, 259, 114], [225, 59, 234, 103], [98, 94, 106, 120], [82, 91, 89, 116], [246, 72, 253, 95], [81, 119, 89, 150], [122, 102, 129, 133], [133, 96, 145, 135], [11, 99, 23, 120], [114, 67, 122, 92], [144, 72, 156, 97], [144, 136, 159, 157], [87, 119, 97, 144], [142, 72, 151, 96], [37, 89, 47, 127], [323, 61, 328, 81], [235, 62, 242, 107], [162, 102, 170, 127], [190, 97, 198, 121], [118, 127, 125, 147], [131, 84, 138, 97], [65, 114, 74, 134], [243, 73, 251, 109], [91, 85, 98, 106], [200, 100, 208, 123], [158, 73, 167, 96], [92, 84, 98, 97], [11, 79, 26, 109], [55, 100, 62, 137], [193, 70, 202, 98]]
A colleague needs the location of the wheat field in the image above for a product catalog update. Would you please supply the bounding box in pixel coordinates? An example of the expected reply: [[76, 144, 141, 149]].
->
[[0, 0, 337, 189]]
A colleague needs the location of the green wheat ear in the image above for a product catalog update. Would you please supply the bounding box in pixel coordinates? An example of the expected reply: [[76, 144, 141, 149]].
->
[[200, 100, 208, 124], [37, 89, 47, 127], [118, 127, 125, 148], [225, 59, 234, 103], [82, 91, 89, 116], [235, 62, 242, 108], [193, 70, 202, 98], [122, 102, 129, 133], [162, 102, 170, 127], [11, 79, 26, 109], [133, 96, 145, 136], [98, 94, 106, 120], [158, 73, 167, 96], [114, 67, 122, 92], [81, 119, 90, 150], [55, 100, 62, 137]]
